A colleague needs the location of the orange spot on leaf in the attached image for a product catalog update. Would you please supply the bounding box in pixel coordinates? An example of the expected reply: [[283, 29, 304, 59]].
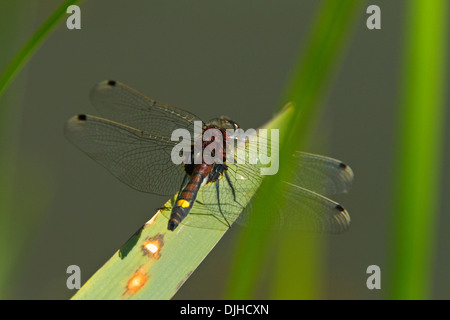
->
[[126, 267, 149, 294]]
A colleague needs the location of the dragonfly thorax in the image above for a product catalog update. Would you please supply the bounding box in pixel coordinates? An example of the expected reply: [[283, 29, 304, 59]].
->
[[185, 116, 239, 171]]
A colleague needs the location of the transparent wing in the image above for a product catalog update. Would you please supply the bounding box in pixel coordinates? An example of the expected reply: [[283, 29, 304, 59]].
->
[[89, 80, 201, 138], [65, 80, 204, 195], [65, 115, 187, 196], [289, 151, 354, 195], [238, 182, 351, 233], [201, 163, 263, 229], [280, 182, 351, 233]]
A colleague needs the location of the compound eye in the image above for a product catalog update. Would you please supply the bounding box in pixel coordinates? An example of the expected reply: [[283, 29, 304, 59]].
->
[[230, 120, 240, 129]]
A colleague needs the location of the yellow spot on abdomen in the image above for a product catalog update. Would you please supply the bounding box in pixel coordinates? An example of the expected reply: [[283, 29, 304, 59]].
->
[[176, 199, 190, 208]]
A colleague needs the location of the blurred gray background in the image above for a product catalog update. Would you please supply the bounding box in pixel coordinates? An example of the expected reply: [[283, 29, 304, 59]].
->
[[2, 0, 449, 299]]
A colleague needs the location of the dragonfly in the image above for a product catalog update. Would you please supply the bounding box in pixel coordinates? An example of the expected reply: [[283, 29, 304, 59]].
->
[[65, 80, 354, 233]]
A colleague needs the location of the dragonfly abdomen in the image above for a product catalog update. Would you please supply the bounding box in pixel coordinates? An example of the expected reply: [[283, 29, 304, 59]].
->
[[168, 164, 213, 231]]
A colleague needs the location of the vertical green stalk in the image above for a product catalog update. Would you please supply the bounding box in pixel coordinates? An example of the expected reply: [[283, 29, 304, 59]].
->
[[225, 0, 364, 299], [388, 0, 447, 299], [0, 0, 83, 297], [0, 2, 30, 297]]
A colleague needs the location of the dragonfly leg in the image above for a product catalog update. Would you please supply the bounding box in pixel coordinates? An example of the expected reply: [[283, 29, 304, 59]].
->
[[225, 171, 244, 207], [215, 180, 231, 228], [176, 173, 189, 198]]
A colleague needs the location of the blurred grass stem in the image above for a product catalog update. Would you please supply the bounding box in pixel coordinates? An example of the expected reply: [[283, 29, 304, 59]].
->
[[388, 0, 447, 299]]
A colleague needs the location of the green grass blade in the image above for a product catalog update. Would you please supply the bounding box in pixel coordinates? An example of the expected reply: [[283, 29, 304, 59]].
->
[[388, 0, 447, 299], [272, 0, 363, 300], [71, 107, 293, 300], [0, 2, 32, 296], [0, 2, 68, 296], [225, 0, 364, 299], [0, 0, 83, 98], [72, 207, 228, 299]]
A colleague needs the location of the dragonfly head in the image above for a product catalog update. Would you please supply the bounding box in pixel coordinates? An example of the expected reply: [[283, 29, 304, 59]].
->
[[207, 116, 240, 130]]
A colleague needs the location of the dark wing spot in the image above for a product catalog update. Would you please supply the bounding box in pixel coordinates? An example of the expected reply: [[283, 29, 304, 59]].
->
[[107, 80, 117, 86], [77, 114, 87, 121], [335, 204, 345, 212], [339, 162, 348, 169]]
